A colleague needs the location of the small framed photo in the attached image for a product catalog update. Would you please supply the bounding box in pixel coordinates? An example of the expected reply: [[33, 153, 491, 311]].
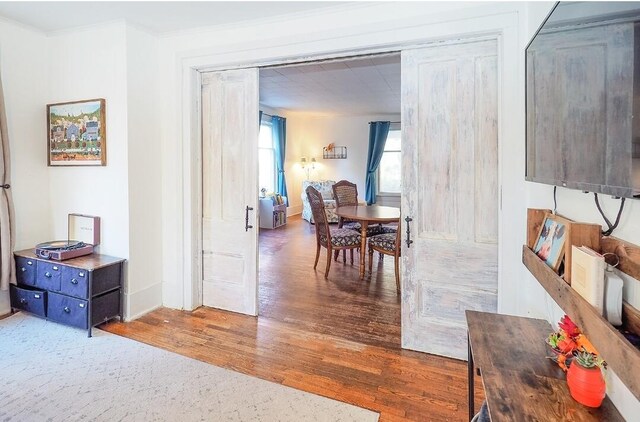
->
[[47, 99, 106, 166], [533, 214, 567, 272]]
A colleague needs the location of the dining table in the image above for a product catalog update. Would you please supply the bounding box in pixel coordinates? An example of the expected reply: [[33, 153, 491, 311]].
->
[[334, 205, 401, 279]]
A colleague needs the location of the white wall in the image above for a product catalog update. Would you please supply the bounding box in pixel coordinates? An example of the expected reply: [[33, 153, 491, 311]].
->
[[0, 18, 49, 315], [46, 22, 130, 259], [524, 2, 640, 417], [282, 112, 400, 214], [125, 25, 163, 319], [0, 19, 162, 319]]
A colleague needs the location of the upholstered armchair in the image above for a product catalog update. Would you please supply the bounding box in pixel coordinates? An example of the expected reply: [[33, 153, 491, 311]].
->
[[301, 180, 339, 224]]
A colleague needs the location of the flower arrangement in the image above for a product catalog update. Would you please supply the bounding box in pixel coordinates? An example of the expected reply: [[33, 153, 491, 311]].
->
[[546, 315, 608, 408], [546, 315, 599, 371]]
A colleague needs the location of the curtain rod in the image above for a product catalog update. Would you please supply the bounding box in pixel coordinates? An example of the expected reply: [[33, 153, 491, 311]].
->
[[369, 121, 401, 124]]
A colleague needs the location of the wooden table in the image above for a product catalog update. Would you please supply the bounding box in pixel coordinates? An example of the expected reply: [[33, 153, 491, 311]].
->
[[466, 310, 623, 421], [334, 205, 400, 279]]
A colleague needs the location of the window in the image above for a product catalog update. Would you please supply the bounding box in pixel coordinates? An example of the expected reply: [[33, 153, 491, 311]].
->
[[378, 129, 401, 194], [259, 121, 276, 193]]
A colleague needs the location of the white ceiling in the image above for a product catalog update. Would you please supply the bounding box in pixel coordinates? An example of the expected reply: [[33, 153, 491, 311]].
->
[[0, 1, 349, 34], [260, 54, 400, 115]]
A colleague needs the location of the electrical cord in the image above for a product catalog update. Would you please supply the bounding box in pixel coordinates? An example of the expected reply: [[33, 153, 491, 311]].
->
[[553, 186, 557, 214], [594, 193, 626, 236]]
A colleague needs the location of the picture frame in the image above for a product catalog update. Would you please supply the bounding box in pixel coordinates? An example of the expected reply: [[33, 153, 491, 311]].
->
[[47, 98, 106, 166], [533, 213, 568, 272]]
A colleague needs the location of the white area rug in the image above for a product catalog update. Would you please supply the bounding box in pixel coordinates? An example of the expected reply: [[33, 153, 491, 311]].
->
[[0, 313, 379, 421]]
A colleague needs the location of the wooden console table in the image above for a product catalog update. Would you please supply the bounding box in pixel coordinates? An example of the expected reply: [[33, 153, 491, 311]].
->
[[466, 311, 622, 421]]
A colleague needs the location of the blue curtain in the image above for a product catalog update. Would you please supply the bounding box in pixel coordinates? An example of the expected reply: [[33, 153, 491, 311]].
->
[[365, 121, 391, 204], [271, 116, 289, 206]]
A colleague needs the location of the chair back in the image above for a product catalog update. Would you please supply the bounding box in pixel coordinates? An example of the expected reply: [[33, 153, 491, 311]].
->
[[394, 218, 402, 256], [332, 180, 358, 207], [306, 186, 330, 245]]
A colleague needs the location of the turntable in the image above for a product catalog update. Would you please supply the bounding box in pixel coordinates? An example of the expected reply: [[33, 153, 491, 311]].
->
[[35, 214, 100, 260]]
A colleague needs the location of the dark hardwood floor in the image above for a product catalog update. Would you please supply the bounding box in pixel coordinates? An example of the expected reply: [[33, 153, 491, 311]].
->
[[258, 215, 401, 350], [103, 215, 483, 421]]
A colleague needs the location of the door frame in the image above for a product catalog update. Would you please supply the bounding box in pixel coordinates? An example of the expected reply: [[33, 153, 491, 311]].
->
[[179, 16, 521, 315]]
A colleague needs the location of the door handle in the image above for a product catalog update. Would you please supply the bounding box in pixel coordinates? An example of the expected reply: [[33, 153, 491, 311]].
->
[[405, 216, 414, 248], [245, 206, 254, 232]]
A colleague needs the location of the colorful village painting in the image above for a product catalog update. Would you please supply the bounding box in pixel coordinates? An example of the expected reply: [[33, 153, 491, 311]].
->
[[48, 99, 106, 166]]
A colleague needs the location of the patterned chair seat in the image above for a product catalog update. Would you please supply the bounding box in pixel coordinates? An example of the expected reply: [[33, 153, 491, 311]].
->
[[368, 233, 397, 252], [320, 228, 362, 247]]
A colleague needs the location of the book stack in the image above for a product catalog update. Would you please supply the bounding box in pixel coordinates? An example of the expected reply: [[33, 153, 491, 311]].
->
[[571, 246, 605, 314]]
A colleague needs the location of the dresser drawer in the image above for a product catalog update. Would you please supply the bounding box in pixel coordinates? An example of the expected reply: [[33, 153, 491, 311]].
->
[[61, 267, 89, 299], [47, 292, 88, 329], [15, 257, 36, 286], [10, 284, 46, 317], [35, 261, 62, 292]]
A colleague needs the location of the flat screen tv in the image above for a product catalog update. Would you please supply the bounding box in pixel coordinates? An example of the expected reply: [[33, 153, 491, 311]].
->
[[526, 1, 640, 198]]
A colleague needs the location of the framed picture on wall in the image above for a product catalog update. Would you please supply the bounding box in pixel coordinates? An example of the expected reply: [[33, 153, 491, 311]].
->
[[533, 214, 567, 272], [47, 98, 106, 166]]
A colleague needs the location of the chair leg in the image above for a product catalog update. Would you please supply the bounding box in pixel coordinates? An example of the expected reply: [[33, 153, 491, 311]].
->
[[334, 250, 339, 261], [314, 243, 321, 270], [380, 252, 384, 261], [342, 249, 346, 264], [394, 255, 400, 293], [325, 246, 332, 278], [368, 247, 374, 274], [350, 249, 354, 265]]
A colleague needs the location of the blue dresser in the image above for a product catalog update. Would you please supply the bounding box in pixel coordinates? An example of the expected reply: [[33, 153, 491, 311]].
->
[[11, 250, 125, 336]]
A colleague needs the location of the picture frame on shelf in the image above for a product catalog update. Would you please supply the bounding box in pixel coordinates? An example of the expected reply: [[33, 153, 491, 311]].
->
[[47, 98, 106, 166], [533, 214, 567, 272]]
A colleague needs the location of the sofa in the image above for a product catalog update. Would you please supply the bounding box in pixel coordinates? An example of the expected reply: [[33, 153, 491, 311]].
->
[[301, 180, 339, 224]]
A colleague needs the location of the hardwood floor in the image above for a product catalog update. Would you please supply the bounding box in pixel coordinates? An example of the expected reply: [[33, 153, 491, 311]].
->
[[103, 215, 484, 421]]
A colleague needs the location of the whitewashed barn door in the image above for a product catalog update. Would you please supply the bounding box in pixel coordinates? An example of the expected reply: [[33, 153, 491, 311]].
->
[[201, 69, 259, 315], [401, 40, 499, 360]]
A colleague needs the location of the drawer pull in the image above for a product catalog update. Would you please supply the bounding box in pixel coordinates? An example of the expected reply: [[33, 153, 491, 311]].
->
[[78, 272, 85, 277], [20, 267, 26, 272], [27, 261, 33, 266], [63, 306, 70, 313], [20, 298, 27, 304], [71, 278, 78, 285], [34, 294, 41, 299], [44, 272, 52, 278], [52, 266, 59, 271], [79, 303, 85, 308]]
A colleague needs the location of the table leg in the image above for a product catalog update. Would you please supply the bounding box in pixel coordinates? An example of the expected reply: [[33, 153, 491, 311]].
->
[[360, 221, 368, 279], [468, 331, 474, 421]]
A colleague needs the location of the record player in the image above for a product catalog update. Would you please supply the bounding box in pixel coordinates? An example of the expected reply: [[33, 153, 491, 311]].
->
[[35, 214, 100, 260]]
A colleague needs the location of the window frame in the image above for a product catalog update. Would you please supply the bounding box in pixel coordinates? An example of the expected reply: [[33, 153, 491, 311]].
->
[[258, 119, 277, 194], [377, 128, 402, 196]]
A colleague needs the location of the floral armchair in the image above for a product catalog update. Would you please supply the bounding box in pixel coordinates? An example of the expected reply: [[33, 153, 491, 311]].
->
[[301, 180, 339, 223]]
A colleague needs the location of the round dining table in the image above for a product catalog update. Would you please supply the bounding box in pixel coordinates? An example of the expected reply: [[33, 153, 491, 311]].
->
[[334, 205, 401, 279]]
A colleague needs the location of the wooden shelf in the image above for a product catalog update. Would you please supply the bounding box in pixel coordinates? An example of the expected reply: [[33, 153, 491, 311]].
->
[[523, 245, 640, 401]]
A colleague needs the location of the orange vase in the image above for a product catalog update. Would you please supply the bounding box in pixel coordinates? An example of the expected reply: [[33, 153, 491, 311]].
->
[[566, 363, 606, 408]]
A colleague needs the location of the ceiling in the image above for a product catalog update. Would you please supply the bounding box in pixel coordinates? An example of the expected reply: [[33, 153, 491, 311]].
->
[[260, 54, 400, 116], [0, 1, 349, 34]]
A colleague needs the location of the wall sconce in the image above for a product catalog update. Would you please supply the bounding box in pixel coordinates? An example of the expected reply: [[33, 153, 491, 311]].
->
[[301, 157, 316, 180]]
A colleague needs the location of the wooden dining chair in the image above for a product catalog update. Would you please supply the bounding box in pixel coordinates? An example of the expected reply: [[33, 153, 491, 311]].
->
[[332, 180, 359, 263], [306, 186, 362, 278], [368, 220, 402, 293]]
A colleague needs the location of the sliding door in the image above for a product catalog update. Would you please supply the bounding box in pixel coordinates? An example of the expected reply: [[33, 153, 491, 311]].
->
[[401, 40, 499, 359], [201, 69, 259, 315]]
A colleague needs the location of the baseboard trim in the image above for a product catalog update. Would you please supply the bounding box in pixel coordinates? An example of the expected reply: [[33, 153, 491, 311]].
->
[[125, 283, 163, 321], [287, 205, 303, 216]]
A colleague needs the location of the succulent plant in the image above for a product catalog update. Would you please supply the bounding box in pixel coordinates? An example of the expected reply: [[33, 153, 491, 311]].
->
[[573, 348, 606, 369]]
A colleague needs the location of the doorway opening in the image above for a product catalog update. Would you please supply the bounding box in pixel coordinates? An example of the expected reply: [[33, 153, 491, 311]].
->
[[256, 53, 403, 349]]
